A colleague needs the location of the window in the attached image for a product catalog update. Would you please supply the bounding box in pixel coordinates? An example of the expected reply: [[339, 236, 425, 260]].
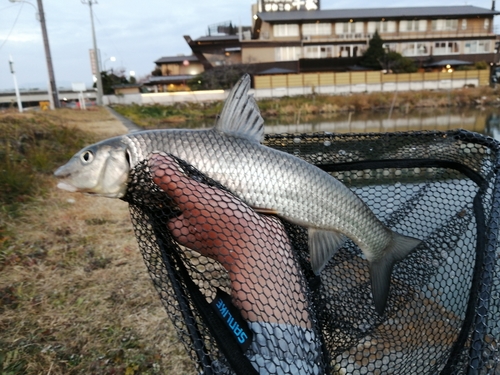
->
[[445, 19, 458, 30], [461, 19, 467, 30], [484, 19, 490, 30], [304, 45, 333, 58], [367, 21, 396, 33], [274, 24, 299, 37], [464, 40, 490, 54], [275, 46, 301, 61], [434, 41, 459, 55], [383, 43, 397, 52], [338, 45, 361, 58], [335, 22, 363, 35], [432, 19, 458, 31], [302, 23, 331, 36], [401, 43, 429, 56], [400, 20, 427, 32]]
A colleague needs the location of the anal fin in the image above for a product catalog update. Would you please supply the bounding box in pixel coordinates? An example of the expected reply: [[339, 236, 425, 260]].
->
[[309, 228, 346, 275]]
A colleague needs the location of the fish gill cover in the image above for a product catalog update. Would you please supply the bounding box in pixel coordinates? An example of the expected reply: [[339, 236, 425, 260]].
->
[[123, 129, 500, 375]]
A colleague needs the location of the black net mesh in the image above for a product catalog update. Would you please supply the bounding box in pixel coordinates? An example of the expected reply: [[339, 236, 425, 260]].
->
[[122, 129, 500, 375]]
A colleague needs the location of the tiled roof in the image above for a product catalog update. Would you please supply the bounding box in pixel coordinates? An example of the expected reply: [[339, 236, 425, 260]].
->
[[143, 75, 195, 85], [154, 55, 199, 64], [257, 6, 500, 22], [194, 35, 241, 42], [424, 59, 474, 67]]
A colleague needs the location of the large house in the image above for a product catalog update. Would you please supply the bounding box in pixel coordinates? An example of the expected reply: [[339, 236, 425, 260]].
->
[[185, 1, 500, 74], [147, 1, 500, 92]]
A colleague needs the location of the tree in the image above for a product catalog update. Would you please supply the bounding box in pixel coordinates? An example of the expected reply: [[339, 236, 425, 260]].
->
[[187, 65, 255, 91], [94, 71, 129, 95], [361, 31, 417, 73], [151, 67, 162, 76], [385, 51, 417, 73], [361, 30, 385, 70]]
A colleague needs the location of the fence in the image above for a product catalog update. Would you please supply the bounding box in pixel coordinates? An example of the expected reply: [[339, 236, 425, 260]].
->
[[253, 70, 491, 97]]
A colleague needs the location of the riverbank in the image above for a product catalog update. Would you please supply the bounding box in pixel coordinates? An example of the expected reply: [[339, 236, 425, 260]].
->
[[111, 85, 500, 129]]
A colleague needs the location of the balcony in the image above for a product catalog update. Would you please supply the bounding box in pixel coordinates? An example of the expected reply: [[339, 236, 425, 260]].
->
[[325, 28, 497, 43]]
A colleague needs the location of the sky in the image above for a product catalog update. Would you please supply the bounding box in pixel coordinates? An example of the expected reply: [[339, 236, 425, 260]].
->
[[0, 0, 497, 92]]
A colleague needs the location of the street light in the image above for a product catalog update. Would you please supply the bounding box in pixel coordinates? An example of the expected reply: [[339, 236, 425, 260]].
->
[[9, 0, 60, 109], [82, 0, 104, 106], [9, 56, 23, 113], [103, 56, 116, 72]]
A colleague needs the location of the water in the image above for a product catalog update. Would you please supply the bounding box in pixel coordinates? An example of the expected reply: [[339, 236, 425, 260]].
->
[[262, 107, 500, 141], [179, 106, 500, 141]]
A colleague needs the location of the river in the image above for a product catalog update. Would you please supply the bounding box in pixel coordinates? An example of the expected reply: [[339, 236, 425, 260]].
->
[[261, 107, 500, 141], [177, 106, 500, 141]]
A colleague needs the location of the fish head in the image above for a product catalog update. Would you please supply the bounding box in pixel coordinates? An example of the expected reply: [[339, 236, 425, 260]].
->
[[54, 137, 131, 198]]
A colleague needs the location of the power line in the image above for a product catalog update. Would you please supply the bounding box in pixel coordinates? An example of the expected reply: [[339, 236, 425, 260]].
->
[[92, 6, 131, 77], [0, 2, 25, 51]]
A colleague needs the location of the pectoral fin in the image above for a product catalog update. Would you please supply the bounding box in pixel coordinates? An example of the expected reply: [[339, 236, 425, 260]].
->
[[309, 228, 346, 275]]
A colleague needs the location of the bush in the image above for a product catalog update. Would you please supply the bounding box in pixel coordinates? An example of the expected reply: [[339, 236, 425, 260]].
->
[[0, 114, 94, 216], [188, 65, 255, 91]]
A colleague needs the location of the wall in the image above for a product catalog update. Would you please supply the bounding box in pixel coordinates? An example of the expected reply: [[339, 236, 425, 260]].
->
[[242, 46, 276, 63], [103, 90, 227, 105], [114, 87, 140, 95], [160, 62, 204, 76], [103, 70, 490, 105]]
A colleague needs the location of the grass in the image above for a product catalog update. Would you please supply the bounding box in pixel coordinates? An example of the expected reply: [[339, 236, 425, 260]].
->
[[0, 111, 94, 218], [0, 108, 195, 375], [112, 102, 223, 129]]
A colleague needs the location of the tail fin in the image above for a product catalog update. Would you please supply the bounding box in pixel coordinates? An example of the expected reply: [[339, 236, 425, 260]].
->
[[369, 233, 421, 315]]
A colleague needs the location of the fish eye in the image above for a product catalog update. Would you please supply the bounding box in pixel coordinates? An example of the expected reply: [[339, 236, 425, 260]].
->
[[80, 150, 94, 164]]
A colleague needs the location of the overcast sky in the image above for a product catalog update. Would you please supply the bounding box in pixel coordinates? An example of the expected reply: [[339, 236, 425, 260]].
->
[[0, 0, 496, 91]]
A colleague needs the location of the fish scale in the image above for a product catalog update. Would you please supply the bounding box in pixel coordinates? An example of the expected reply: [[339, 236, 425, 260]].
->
[[54, 74, 421, 315]]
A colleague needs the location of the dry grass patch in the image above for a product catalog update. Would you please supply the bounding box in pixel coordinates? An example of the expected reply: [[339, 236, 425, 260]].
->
[[0, 108, 194, 375]]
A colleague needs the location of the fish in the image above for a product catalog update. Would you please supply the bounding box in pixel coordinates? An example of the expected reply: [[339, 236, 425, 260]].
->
[[54, 74, 421, 315]]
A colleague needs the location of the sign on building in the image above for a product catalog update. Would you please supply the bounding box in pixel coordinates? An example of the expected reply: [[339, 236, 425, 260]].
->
[[261, 0, 319, 12]]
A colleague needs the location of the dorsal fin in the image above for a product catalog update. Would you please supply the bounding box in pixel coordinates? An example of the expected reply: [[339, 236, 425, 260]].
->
[[214, 74, 264, 143]]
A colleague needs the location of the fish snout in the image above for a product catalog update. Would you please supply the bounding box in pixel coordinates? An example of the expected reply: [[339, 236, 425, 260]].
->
[[54, 164, 70, 178]]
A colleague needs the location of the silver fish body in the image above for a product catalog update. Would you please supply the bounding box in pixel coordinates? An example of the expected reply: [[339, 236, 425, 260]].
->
[[54, 75, 420, 314], [124, 128, 391, 258]]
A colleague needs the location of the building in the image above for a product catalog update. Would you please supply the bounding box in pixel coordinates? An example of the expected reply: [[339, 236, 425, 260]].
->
[[143, 55, 204, 92], [145, 21, 255, 92], [184, 1, 500, 74], [112, 84, 142, 95]]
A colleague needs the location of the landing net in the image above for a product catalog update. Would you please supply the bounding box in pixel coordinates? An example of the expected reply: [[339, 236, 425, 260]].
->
[[123, 130, 500, 375]]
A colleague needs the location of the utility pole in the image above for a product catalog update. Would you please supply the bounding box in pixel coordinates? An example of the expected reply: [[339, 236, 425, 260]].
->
[[9, 0, 59, 109], [9, 56, 23, 113], [36, 0, 59, 108], [82, 0, 104, 106]]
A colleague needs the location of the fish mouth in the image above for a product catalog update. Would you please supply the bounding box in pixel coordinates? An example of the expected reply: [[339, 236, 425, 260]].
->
[[56, 181, 78, 193]]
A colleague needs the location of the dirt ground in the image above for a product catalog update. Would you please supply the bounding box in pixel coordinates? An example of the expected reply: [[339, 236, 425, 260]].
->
[[0, 108, 195, 375]]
